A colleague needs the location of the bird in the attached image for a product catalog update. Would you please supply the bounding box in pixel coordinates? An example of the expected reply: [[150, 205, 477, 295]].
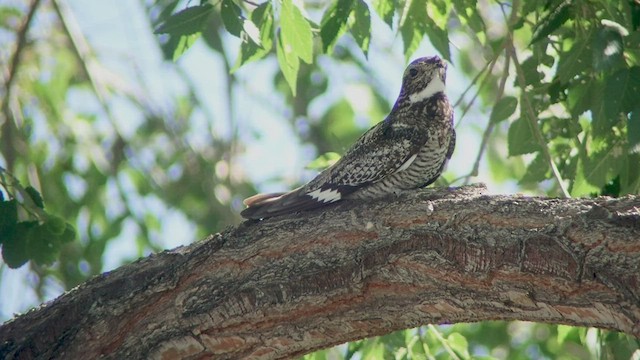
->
[[241, 56, 455, 220]]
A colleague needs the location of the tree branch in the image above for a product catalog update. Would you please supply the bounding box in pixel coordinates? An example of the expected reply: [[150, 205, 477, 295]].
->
[[1, 0, 43, 172], [1, 184, 639, 359]]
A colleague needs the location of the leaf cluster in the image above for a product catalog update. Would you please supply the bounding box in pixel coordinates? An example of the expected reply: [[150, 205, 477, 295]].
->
[[0, 170, 75, 269]]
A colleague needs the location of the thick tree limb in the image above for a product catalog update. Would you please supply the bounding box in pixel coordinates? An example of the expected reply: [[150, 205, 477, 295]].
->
[[1, 184, 639, 359]]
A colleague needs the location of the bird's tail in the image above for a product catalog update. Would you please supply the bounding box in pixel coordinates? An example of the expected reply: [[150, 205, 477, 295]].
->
[[240, 187, 335, 219]]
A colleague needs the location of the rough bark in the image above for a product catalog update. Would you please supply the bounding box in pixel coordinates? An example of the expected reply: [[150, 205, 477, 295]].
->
[[1, 184, 639, 359]]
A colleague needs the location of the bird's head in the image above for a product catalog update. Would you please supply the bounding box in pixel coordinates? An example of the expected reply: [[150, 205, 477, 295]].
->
[[399, 56, 447, 104]]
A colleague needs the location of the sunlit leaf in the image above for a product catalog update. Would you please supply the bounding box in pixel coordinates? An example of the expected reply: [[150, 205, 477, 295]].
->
[[280, 0, 313, 64], [447, 332, 470, 358], [452, 0, 484, 33], [232, 2, 274, 71], [351, 0, 371, 57], [242, 19, 261, 46], [172, 33, 201, 61], [557, 325, 576, 345], [276, 31, 300, 95], [400, 0, 426, 61], [321, 0, 354, 52], [373, 0, 395, 27]]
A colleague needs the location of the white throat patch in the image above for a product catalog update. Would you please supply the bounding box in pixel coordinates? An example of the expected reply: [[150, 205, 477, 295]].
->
[[409, 77, 445, 103]]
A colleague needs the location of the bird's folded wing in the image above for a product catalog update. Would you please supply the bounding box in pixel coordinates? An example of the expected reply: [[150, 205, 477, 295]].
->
[[308, 127, 428, 188]]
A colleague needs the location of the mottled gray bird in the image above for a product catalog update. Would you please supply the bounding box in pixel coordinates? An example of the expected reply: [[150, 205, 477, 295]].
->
[[241, 56, 455, 219]]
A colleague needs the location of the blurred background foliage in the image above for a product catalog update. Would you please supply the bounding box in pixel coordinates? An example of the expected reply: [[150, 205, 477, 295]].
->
[[1, 0, 639, 358]]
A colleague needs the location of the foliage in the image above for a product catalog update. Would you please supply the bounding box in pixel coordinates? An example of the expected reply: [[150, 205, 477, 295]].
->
[[1, 0, 639, 358], [0, 168, 76, 268]]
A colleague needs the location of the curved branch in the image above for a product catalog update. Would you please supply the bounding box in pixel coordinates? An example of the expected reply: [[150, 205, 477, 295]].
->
[[1, 184, 639, 359]]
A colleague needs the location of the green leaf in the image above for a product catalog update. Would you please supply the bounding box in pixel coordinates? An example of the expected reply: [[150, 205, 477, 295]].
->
[[531, 0, 572, 44], [508, 117, 540, 156], [557, 325, 576, 345], [490, 96, 518, 124], [406, 334, 426, 357], [27, 224, 57, 266], [221, 0, 244, 37], [583, 138, 625, 188], [592, 25, 625, 72], [60, 223, 76, 243], [25, 185, 44, 208], [452, 0, 484, 33], [604, 67, 640, 122], [400, 0, 426, 61], [306, 152, 341, 170], [567, 76, 598, 118], [232, 2, 274, 71], [520, 56, 543, 86], [276, 31, 300, 95], [154, 4, 213, 36], [320, 0, 354, 53], [172, 33, 201, 61], [45, 215, 66, 236], [280, 0, 313, 64], [447, 332, 470, 358], [373, 0, 395, 27], [2, 221, 35, 269], [541, 117, 582, 139], [0, 199, 17, 244], [519, 152, 550, 184], [557, 35, 593, 83], [425, 18, 451, 62], [350, 0, 371, 57], [242, 19, 261, 46], [572, 157, 600, 196], [629, 107, 640, 153]]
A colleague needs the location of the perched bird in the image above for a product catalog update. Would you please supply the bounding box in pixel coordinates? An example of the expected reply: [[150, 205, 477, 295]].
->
[[241, 56, 455, 220]]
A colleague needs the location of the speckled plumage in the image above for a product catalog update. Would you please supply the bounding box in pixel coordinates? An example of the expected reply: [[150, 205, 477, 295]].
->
[[241, 56, 455, 219]]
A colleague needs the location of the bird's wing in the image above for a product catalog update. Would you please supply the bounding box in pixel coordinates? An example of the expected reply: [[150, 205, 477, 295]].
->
[[240, 121, 429, 220], [307, 120, 428, 189]]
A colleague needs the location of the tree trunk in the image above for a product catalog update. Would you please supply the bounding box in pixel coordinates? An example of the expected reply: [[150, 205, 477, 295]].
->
[[1, 184, 639, 359]]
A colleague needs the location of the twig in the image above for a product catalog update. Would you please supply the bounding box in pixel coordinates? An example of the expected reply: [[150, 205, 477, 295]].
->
[[1, 0, 42, 110], [1, 0, 43, 171], [427, 325, 461, 360], [52, 0, 113, 120], [507, 41, 571, 198], [461, 50, 511, 185], [452, 57, 495, 109], [453, 56, 498, 130]]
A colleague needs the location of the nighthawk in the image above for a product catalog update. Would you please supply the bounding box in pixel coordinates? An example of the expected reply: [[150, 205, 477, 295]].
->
[[241, 56, 455, 220]]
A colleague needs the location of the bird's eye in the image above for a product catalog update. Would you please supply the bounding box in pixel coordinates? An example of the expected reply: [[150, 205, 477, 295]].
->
[[409, 68, 418, 78]]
